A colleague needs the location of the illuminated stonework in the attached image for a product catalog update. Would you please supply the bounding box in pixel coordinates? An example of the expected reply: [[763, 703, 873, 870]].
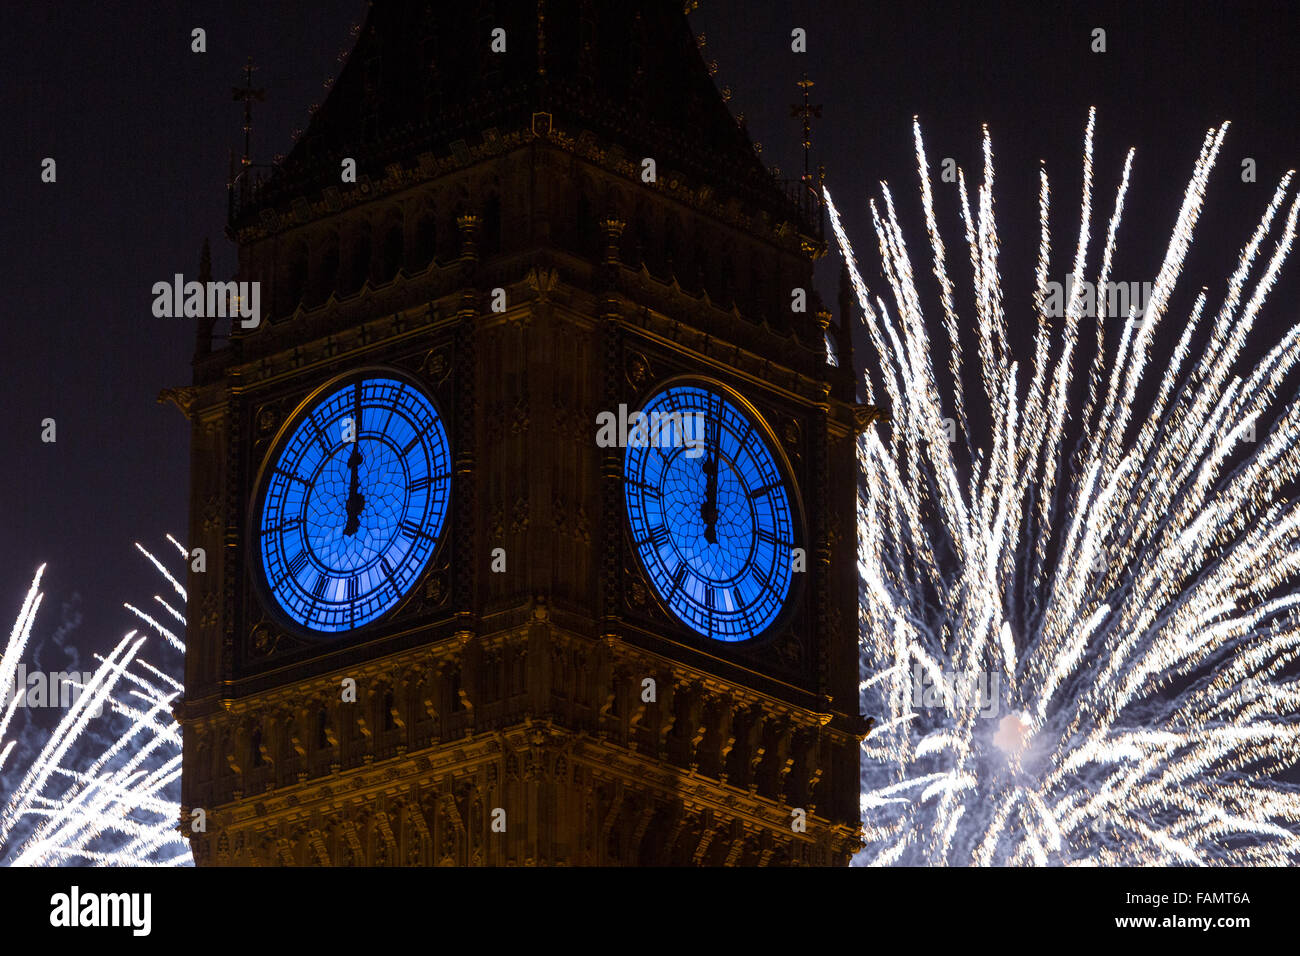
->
[[177, 0, 871, 866]]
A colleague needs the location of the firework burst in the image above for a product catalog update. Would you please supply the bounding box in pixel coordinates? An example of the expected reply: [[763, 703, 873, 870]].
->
[[832, 109, 1300, 865], [0, 538, 191, 866]]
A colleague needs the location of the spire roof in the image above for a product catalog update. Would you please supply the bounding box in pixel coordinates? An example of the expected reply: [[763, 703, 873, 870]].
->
[[235, 0, 810, 230]]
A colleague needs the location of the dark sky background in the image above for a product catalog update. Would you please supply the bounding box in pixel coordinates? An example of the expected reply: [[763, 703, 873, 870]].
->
[[1, 0, 1297, 675]]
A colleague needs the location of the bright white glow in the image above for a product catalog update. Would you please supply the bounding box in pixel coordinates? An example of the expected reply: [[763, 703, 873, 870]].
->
[[834, 110, 1300, 865], [0, 539, 191, 866]]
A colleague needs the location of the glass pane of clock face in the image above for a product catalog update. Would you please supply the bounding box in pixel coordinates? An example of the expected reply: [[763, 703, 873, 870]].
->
[[623, 383, 797, 642], [256, 375, 451, 634]]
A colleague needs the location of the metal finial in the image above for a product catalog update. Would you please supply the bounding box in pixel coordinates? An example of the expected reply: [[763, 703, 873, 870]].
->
[[790, 73, 822, 186], [232, 57, 266, 179], [537, 0, 547, 77]]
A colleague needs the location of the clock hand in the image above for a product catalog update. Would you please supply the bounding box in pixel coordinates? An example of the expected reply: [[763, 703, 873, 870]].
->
[[343, 383, 365, 537], [343, 447, 365, 536], [700, 400, 720, 544]]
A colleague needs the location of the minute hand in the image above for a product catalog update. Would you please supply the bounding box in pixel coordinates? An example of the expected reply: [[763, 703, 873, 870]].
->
[[700, 407, 720, 543], [343, 384, 365, 537]]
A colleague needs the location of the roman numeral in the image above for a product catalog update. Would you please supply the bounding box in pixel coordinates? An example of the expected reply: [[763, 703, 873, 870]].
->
[[288, 551, 309, 578], [312, 417, 332, 454], [400, 520, 431, 540], [346, 576, 359, 602], [403, 435, 421, 455], [649, 525, 671, 549], [672, 563, 689, 593], [409, 476, 431, 492], [312, 572, 329, 600], [749, 482, 783, 499]]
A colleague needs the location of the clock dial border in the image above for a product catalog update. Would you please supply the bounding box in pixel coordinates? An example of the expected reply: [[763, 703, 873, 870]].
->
[[246, 366, 453, 641], [621, 375, 806, 646]]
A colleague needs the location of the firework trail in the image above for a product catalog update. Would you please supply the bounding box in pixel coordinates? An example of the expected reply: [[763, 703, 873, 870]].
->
[[0, 538, 191, 866], [831, 109, 1300, 865]]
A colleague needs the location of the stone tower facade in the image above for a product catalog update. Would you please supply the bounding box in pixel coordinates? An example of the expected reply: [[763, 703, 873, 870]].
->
[[177, 0, 874, 866]]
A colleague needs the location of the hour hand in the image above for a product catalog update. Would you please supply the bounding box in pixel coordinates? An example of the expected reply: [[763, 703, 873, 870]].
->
[[700, 454, 719, 543], [700, 403, 720, 543], [343, 444, 365, 536]]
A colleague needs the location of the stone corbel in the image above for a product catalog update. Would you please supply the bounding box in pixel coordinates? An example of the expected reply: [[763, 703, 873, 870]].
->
[[853, 403, 889, 432]]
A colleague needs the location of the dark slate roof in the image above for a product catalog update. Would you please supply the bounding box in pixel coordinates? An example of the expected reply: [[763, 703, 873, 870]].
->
[[234, 0, 808, 230]]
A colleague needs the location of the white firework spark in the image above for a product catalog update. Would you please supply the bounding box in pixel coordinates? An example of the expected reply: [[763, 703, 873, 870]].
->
[[832, 109, 1300, 865], [0, 537, 191, 866]]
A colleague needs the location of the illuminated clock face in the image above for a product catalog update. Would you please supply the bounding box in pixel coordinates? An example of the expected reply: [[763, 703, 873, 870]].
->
[[255, 374, 451, 634], [623, 382, 798, 642]]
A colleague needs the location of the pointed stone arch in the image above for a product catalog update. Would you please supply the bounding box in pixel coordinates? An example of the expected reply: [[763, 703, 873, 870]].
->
[[375, 205, 405, 284], [277, 235, 309, 317], [309, 227, 340, 307], [340, 218, 373, 297], [410, 199, 439, 271]]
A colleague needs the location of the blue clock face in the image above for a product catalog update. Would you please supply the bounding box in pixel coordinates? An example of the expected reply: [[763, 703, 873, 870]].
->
[[255, 374, 451, 634], [623, 382, 798, 642]]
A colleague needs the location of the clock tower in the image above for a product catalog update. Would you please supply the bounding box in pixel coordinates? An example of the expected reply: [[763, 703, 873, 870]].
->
[[178, 0, 874, 866]]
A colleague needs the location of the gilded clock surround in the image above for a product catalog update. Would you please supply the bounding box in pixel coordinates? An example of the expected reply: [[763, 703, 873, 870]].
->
[[235, 341, 463, 679], [247, 365, 453, 639], [620, 373, 808, 650], [176, 1, 873, 866]]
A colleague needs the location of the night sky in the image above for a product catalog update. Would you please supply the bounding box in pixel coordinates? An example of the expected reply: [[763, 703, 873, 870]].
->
[[2, 0, 1297, 673]]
